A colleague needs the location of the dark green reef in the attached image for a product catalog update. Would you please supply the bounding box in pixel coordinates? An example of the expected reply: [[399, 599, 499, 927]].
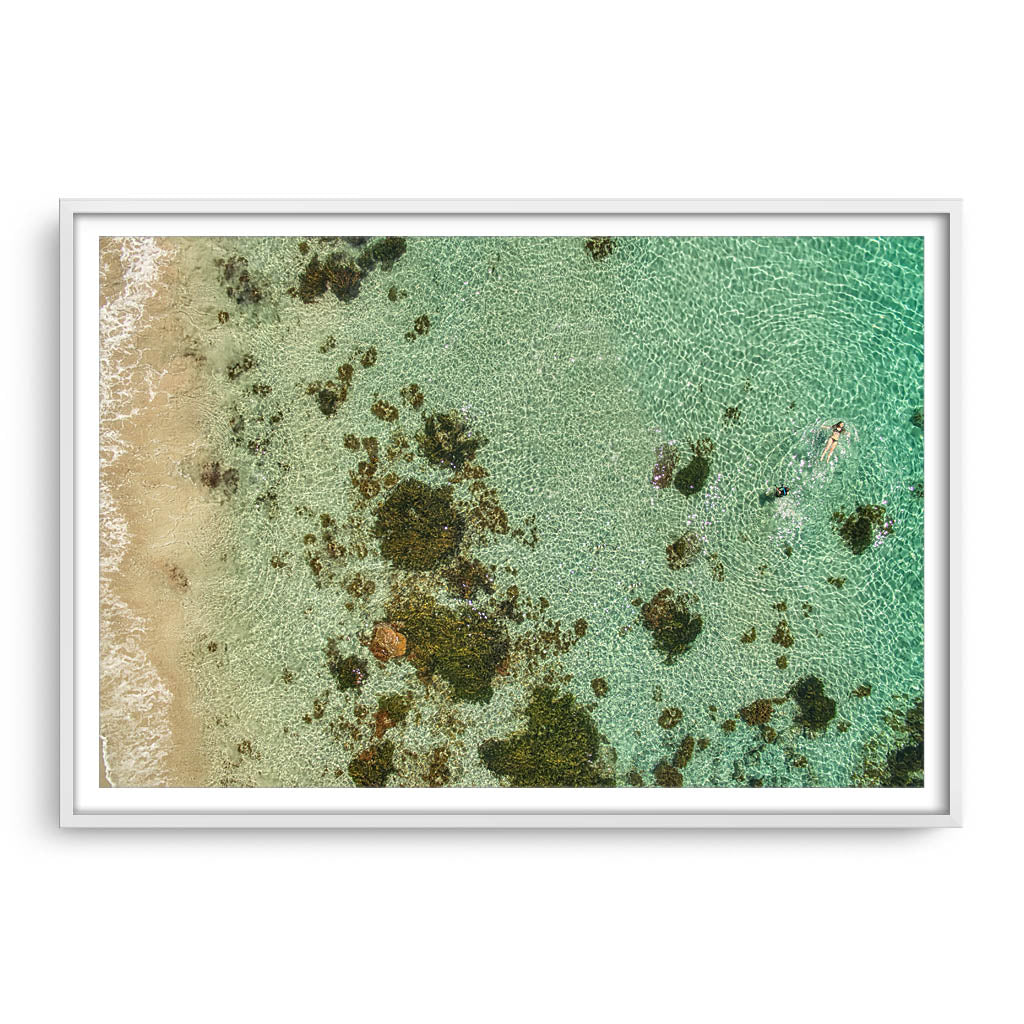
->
[[390, 590, 509, 704], [640, 589, 703, 663], [479, 686, 612, 787], [373, 479, 464, 571]]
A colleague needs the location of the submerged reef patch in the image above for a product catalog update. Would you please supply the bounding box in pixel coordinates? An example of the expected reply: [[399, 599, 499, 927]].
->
[[357, 236, 407, 273], [348, 740, 395, 787], [739, 699, 774, 727], [658, 707, 683, 729], [771, 620, 794, 648], [400, 383, 425, 410], [640, 589, 703, 663], [405, 314, 431, 340], [296, 252, 363, 304], [654, 733, 697, 785], [675, 455, 711, 496], [302, 512, 347, 587], [856, 698, 924, 788], [424, 747, 452, 787], [673, 734, 696, 769], [585, 237, 615, 262], [199, 461, 239, 497], [674, 438, 714, 496], [833, 504, 894, 555], [706, 553, 725, 581], [418, 411, 487, 472], [226, 353, 256, 380], [666, 532, 702, 570], [653, 763, 683, 787], [372, 479, 464, 571], [374, 693, 411, 737], [442, 556, 496, 600], [479, 685, 612, 786], [789, 676, 837, 732], [307, 370, 350, 416], [325, 643, 369, 691], [371, 399, 399, 422], [216, 254, 264, 305], [886, 699, 924, 786], [349, 435, 383, 500], [390, 591, 509, 703], [887, 738, 924, 786]]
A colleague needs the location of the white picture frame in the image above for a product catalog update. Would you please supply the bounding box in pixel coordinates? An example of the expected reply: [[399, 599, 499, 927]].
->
[[60, 199, 960, 828]]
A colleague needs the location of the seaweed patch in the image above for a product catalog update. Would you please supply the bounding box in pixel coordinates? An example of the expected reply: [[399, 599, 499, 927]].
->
[[666, 532, 702, 570], [640, 589, 703, 663], [348, 740, 395, 787], [788, 676, 836, 732], [357, 236, 408, 273], [373, 479, 464, 571], [390, 590, 509, 703], [216, 254, 264, 305], [418, 411, 486, 472], [295, 252, 363, 304], [585, 237, 615, 261], [833, 504, 894, 555], [479, 685, 612, 786]]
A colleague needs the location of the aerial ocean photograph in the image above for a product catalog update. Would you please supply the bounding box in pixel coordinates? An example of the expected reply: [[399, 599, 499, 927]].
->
[[98, 233, 925, 789]]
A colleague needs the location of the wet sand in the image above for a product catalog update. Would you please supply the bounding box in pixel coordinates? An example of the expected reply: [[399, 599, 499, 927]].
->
[[99, 237, 222, 786]]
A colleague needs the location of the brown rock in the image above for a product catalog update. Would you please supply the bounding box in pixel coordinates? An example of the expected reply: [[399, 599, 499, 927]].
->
[[370, 622, 407, 662]]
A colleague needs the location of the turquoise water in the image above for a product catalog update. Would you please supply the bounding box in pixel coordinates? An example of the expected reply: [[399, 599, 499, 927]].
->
[[181, 234, 924, 788]]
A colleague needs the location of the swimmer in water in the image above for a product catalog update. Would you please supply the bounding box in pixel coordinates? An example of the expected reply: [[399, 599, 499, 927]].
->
[[760, 485, 789, 506], [821, 421, 845, 462]]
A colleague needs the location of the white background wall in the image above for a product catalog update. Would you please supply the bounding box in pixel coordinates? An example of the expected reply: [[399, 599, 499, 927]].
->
[[3, 2, 1018, 1020]]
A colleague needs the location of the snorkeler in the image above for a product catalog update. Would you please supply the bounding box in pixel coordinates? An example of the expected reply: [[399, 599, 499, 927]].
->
[[760, 485, 789, 506], [821, 421, 845, 462]]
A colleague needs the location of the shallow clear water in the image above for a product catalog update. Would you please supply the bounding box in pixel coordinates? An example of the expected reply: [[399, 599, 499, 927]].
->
[[178, 234, 924, 788]]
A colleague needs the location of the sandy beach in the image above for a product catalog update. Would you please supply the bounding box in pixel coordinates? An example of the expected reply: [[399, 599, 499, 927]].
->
[[99, 237, 223, 786]]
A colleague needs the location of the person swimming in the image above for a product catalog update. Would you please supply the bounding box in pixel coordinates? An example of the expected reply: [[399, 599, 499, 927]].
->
[[760, 485, 789, 506], [821, 421, 845, 462]]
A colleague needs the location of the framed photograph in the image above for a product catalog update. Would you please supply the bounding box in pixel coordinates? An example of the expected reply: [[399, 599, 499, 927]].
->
[[60, 199, 959, 827]]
